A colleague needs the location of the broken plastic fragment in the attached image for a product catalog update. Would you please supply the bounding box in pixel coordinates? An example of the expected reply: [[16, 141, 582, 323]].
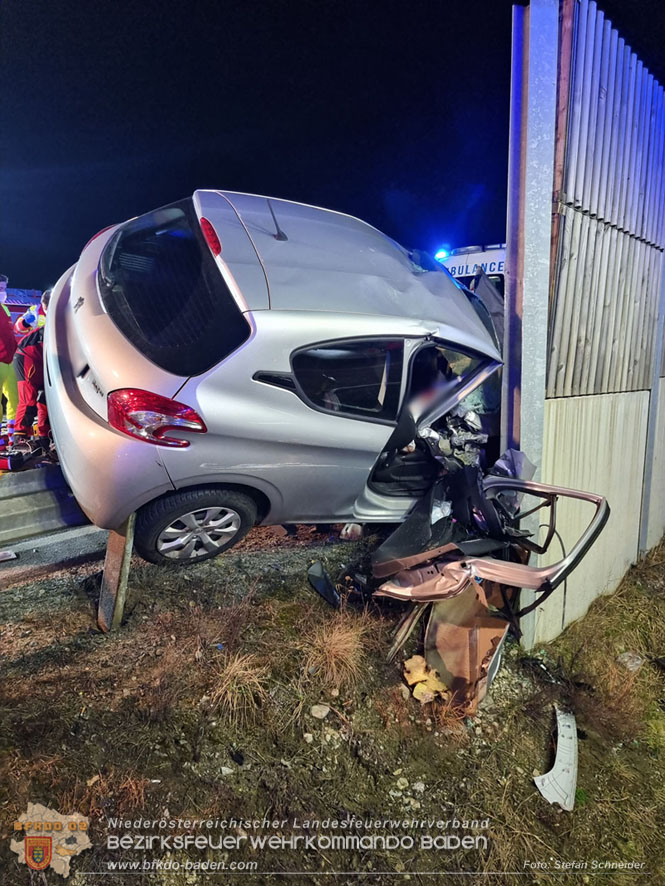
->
[[403, 655, 429, 686], [307, 561, 341, 608], [431, 499, 452, 523], [340, 523, 363, 540], [534, 706, 578, 812]]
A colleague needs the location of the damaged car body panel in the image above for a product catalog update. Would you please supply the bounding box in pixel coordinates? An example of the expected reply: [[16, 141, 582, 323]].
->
[[534, 706, 579, 811], [373, 478, 609, 605], [47, 184, 608, 620], [369, 437, 609, 711], [424, 583, 510, 715], [164, 191, 503, 526]]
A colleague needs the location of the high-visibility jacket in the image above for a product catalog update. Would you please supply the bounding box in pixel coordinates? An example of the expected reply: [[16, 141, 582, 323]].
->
[[0, 303, 17, 364]]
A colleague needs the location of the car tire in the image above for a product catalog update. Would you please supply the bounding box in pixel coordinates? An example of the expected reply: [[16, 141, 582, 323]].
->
[[134, 488, 258, 565]]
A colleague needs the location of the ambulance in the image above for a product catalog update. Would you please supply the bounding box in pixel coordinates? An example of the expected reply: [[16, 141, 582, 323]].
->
[[439, 244, 506, 296]]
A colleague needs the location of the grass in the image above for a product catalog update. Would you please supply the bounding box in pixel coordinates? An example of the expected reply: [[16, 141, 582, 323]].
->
[[298, 606, 379, 691], [1, 534, 665, 883], [206, 652, 269, 728]]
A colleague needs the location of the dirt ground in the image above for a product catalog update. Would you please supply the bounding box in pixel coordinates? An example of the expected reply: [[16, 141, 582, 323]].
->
[[1, 526, 664, 885]]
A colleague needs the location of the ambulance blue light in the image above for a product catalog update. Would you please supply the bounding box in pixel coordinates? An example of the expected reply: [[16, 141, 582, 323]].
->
[[434, 248, 449, 262]]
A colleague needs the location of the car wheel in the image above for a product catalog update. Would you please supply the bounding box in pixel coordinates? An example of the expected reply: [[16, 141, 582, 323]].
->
[[134, 488, 258, 565]]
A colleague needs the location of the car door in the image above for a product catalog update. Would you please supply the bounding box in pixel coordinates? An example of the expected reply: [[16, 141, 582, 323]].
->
[[351, 339, 502, 521], [411, 340, 502, 433]]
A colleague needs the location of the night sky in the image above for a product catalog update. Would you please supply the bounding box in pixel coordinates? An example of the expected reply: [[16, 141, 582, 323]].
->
[[1, 0, 664, 289]]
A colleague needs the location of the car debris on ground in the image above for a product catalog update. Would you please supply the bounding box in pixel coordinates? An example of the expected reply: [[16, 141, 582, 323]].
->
[[311, 407, 608, 720], [533, 705, 579, 812]]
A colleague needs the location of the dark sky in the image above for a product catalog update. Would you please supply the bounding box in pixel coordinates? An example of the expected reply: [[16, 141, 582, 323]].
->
[[1, 0, 664, 288]]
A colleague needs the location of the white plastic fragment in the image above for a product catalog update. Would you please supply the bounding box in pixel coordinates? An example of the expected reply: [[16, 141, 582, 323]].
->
[[534, 705, 578, 812], [340, 523, 363, 540]]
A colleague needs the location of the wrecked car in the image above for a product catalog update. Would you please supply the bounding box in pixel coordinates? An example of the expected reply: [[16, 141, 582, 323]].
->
[[45, 187, 607, 614], [44, 190, 504, 563]]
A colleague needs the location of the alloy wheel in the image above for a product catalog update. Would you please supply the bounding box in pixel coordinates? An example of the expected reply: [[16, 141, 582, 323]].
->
[[156, 507, 242, 559]]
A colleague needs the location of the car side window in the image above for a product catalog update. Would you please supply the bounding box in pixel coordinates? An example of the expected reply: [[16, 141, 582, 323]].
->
[[292, 340, 404, 422]]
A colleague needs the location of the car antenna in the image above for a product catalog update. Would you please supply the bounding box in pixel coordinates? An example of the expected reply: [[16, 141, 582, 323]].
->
[[267, 199, 288, 241]]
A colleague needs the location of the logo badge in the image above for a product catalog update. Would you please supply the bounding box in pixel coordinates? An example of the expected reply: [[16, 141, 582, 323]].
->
[[25, 835, 52, 871]]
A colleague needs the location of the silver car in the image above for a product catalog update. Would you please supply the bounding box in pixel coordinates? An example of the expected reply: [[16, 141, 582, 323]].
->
[[45, 190, 501, 563]]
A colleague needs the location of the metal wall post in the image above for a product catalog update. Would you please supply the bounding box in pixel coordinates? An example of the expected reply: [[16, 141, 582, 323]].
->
[[638, 255, 665, 556], [503, 0, 560, 647]]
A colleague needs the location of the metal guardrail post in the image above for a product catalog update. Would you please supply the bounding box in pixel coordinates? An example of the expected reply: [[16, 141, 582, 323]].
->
[[97, 513, 136, 632]]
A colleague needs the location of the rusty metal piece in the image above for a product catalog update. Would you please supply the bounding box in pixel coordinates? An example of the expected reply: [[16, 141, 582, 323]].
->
[[97, 513, 135, 632], [424, 583, 509, 715], [386, 603, 429, 663]]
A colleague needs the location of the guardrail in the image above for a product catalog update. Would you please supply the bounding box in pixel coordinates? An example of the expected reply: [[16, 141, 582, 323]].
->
[[0, 464, 88, 547]]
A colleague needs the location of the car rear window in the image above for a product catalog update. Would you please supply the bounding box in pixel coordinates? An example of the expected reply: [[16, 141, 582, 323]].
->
[[98, 198, 250, 376], [292, 339, 404, 422]]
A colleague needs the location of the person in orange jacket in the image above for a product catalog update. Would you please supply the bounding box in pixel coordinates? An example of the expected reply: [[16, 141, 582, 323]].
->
[[0, 274, 19, 443]]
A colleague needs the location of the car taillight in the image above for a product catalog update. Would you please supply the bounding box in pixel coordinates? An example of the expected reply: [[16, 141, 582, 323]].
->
[[107, 389, 207, 448], [199, 217, 222, 255]]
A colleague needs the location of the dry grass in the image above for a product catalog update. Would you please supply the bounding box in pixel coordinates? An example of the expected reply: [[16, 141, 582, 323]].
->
[[430, 694, 470, 745], [373, 686, 413, 732], [299, 607, 378, 691], [58, 770, 150, 821], [207, 652, 269, 728], [132, 646, 192, 723], [189, 586, 259, 654], [569, 658, 646, 741], [4, 538, 665, 881]]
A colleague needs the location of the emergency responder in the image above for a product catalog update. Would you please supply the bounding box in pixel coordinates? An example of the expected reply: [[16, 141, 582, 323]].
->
[[14, 287, 48, 336], [0, 274, 19, 443], [12, 289, 51, 454]]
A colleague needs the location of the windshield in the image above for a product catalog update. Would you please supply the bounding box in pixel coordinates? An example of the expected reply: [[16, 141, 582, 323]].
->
[[98, 198, 250, 376]]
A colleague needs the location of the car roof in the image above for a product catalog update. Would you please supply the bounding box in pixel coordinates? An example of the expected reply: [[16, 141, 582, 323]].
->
[[195, 190, 500, 360]]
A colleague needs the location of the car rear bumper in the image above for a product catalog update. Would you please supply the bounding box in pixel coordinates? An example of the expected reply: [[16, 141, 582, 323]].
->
[[44, 272, 175, 529]]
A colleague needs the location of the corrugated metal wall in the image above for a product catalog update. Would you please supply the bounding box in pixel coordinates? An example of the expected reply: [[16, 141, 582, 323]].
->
[[507, 0, 665, 645], [548, 0, 665, 398]]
